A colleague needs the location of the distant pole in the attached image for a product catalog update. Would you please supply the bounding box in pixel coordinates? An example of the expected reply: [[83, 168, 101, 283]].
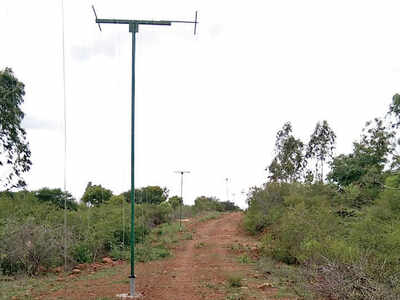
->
[[225, 178, 229, 202], [175, 170, 190, 230], [92, 6, 198, 298]]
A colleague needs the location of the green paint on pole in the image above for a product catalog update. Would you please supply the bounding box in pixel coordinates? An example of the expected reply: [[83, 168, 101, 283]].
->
[[129, 22, 137, 283], [92, 7, 198, 296]]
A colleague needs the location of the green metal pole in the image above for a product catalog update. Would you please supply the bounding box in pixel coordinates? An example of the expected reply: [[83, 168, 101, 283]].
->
[[129, 22, 137, 297]]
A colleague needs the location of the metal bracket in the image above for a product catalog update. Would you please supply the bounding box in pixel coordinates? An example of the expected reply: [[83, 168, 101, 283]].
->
[[129, 23, 139, 33]]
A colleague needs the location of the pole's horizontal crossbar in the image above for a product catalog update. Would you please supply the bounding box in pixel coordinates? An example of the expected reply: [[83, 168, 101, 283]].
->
[[96, 18, 197, 26], [96, 18, 171, 26]]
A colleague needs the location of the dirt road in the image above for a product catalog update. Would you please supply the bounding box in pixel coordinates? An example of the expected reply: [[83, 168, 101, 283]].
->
[[42, 212, 281, 300]]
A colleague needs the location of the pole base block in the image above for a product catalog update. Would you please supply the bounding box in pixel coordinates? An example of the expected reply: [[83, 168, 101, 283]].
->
[[116, 292, 143, 299]]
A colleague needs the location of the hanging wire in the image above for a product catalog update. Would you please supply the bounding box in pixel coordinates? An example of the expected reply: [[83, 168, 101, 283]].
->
[[115, 31, 125, 249], [60, 0, 68, 273], [60, 2, 69, 300], [142, 188, 146, 243], [122, 193, 125, 248]]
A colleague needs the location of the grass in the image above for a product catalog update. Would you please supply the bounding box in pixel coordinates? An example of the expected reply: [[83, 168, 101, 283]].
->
[[0, 220, 192, 299], [135, 221, 188, 262], [229, 243, 245, 252], [0, 273, 64, 300], [256, 256, 315, 299], [225, 294, 245, 300], [78, 266, 119, 281], [202, 281, 220, 291], [198, 211, 221, 222], [194, 242, 207, 249], [227, 274, 243, 288], [182, 232, 193, 240], [225, 273, 247, 300], [237, 254, 252, 264]]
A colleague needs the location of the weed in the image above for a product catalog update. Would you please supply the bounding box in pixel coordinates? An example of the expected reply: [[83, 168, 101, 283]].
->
[[135, 243, 170, 262], [183, 232, 193, 240], [226, 293, 245, 300], [256, 256, 314, 299], [195, 242, 206, 249], [203, 281, 219, 290], [199, 212, 221, 222], [237, 254, 251, 264], [109, 248, 130, 261], [229, 243, 244, 252], [227, 274, 242, 288]]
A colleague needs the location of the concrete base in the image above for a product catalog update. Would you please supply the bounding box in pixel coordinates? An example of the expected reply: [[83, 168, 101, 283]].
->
[[116, 292, 143, 299]]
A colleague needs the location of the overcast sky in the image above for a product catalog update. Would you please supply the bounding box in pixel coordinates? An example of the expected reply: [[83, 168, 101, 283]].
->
[[1, 0, 400, 208]]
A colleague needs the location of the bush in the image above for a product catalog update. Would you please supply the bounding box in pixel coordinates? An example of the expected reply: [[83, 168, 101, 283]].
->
[[71, 243, 93, 263], [0, 219, 65, 275], [110, 248, 130, 261], [0, 187, 220, 276], [248, 181, 400, 298]]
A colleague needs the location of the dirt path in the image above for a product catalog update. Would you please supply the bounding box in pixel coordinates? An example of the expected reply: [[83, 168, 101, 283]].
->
[[39, 212, 283, 300]]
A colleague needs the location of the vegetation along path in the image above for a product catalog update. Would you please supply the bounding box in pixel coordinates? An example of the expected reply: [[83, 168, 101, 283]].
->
[[33, 212, 288, 300]]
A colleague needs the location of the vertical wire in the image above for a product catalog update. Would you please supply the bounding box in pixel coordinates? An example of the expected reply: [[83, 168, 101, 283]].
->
[[60, 2, 68, 299], [60, 0, 68, 273], [122, 194, 125, 248], [116, 31, 125, 249], [142, 189, 145, 243]]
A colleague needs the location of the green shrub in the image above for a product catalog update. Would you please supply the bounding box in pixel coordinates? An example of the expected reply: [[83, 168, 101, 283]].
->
[[0, 187, 220, 276], [110, 248, 130, 261], [72, 243, 93, 264], [227, 274, 242, 288], [135, 243, 170, 262], [0, 219, 64, 275], [247, 181, 400, 298]]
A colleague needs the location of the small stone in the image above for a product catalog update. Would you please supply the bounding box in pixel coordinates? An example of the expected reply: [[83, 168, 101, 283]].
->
[[76, 263, 88, 270], [257, 282, 273, 289], [38, 266, 47, 273], [72, 269, 81, 274], [102, 257, 113, 264]]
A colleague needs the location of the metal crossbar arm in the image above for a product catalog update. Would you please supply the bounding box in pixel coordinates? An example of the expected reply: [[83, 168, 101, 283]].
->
[[92, 6, 198, 33], [96, 19, 172, 26]]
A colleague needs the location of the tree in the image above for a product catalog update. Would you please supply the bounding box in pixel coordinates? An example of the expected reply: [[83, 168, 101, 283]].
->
[[35, 187, 77, 210], [81, 183, 113, 206], [219, 201, 240, 211], [168, 195, 183, 210], [267, 122, 306, 182], [328, 118, 394, 189], [358, 118, 394, 169], [121, 186, 169, 204], [388, 93, 400, 127], [194, 196, 220, 211], [306, 120, 336, 182], [0, 68, 31, 189]]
